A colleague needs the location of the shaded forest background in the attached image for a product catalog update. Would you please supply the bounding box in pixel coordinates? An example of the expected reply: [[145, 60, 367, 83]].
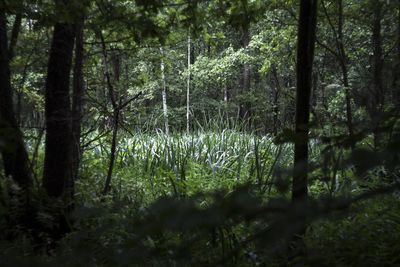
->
[[0, 0, 400, 266]]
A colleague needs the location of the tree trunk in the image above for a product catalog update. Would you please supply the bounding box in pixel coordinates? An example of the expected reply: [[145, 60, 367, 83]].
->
[[186, 29, 191, 133], [8, 13, 21, 60], [224, 83, 230, 103], [98, 32, 120, 195], [0, 10, 32, 188], [397, 1, 400, 104], [393, 1, 400, 106], [338, 0, 355, 145], [239, 26, 251, 124], [291, 0, 318, 253], [71, 21, 85, 181], [160, 47, 170, 135], [271, 67, 281, 136], [371, 0, 384, 149], [321, 0, 355, 144], [103, 111, 119, 195], [43, 22, 75, 200]]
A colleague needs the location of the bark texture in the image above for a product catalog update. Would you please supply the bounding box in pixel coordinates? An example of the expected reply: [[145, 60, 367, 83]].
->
[[43, 22, 76, 199], [292, 0, 318, 203], [371, 1, 384, 148], [160, 47, 170, 135], [71, 21, 85, 181], [186, 31, 191, 133], [291, 0, 318, 252], [239, 26, 251, 124], [394, 1, 400, 105], [0, 10, 32, 188], [98, 32, 119, 195], [337, 0, 354, 144]]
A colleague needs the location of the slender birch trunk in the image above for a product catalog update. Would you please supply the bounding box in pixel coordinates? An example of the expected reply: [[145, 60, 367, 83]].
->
[[160, 47, 169, 135], [186, 29, 191, 133]]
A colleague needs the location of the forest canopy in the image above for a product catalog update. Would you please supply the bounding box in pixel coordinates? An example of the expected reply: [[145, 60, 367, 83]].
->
[[0, 0, 400, 266]]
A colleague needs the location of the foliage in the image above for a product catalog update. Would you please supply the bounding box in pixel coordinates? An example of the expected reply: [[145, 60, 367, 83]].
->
[[1, 0, 400, 266]]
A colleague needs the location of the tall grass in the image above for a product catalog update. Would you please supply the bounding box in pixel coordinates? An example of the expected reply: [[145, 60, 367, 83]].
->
[[79, 130, 292, 203]]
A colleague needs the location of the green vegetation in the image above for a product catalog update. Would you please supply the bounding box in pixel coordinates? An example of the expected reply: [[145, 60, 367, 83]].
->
[[1, 0, 400, 266], [80, 131, 287, 199]]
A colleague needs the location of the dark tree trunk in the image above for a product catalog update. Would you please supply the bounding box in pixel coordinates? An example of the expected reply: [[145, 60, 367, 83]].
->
[[291, 0, 318, 252], [8, 13, 21, 60], [71, 21, 85, 181], [239, 26, 251, 124], [338, 0, 355, 145], [0, 10, 32, 188], [321, 0, 355, 145], [271, 67, 281, 136], [16, 61, 29, 126], [371, 1, 384, 148], [397, 2, 400, 104], [43, 23, 75, 200], [224, 83, 230, 103], [98, 32, 120, 195], [103, 111, 119, 195], [393, 1, 400, 106]]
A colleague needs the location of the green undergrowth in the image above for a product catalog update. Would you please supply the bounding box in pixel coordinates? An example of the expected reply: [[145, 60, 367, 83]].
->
[[77, 130, 292, 204], [1, 130, 399, 266], [306, 195, 400, 266], [1, 187, 399, 267]]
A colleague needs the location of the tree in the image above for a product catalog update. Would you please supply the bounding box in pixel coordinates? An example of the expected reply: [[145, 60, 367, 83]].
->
[[186, 29, 191, 133], [0, 8, 32, 188], [97, 30, 142, 195], [71, 20, 85, 181], [291, 0, 318, 251], [322, 0, 354, 141], [160, 47, 170, 135], [42, 13, 76, 204], [98, 30, 121, 195], [397, 0, 400, 104], [371, 0, 384, 149], [318, 0, 354, 145], [239, 24, 251, 124], [336, 0, 354, 145], [393, 0, 400, 105], [271, 66, 281, 136]]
